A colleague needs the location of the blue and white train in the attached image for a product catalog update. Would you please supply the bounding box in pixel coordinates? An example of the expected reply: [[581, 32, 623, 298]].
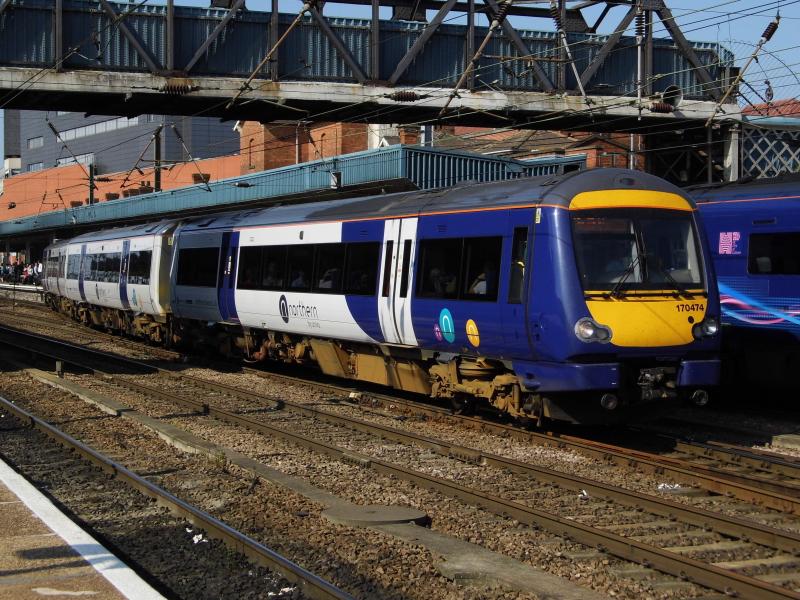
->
[[44, 168, 721, 423], [692, 174, 800, 388]]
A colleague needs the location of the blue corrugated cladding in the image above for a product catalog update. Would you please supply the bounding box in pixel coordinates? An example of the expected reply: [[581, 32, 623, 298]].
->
[[0, 146, 584, 235], [2, 0, 731, 95], [0, 0, 53, 66]]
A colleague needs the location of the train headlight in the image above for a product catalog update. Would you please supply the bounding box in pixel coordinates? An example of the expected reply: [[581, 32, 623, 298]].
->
[[692, 316, 719, 339], [702, 317, 719, 337], [574, 318, 612, 343]]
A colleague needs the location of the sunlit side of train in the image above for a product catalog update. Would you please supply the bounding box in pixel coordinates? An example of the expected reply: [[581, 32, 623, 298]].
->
[[43, 169, 721, 423]]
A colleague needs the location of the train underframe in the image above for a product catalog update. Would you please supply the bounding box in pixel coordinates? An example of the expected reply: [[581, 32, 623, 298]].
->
[[45, 295, 701, 423], [45, 295, 536, 419]]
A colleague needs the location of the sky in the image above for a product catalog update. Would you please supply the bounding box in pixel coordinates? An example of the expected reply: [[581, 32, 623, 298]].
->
[[2, 0, 798, 160]]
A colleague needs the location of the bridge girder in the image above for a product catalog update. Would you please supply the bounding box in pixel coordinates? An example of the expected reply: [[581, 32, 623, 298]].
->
[[0, 0, 736, 128], [0, 67, 739, 132]]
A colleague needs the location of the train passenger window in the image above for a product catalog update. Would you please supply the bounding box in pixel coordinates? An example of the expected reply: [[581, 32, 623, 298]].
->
[[176, 247, 219, 287], [128, 251, 152, 285], [237, 247, 263, 290], [508, 227, 528, 304], [97, 253, 121, 283], [416, 238, 462, 299], [261, 246, 287, 289], [344, 242, 380, 295], [287, 246, 313, 291], [462, 237, 502, 301], [313, 244, 345, 293], [748, 233, 800, 275], [83, 254, 99, 281], [67, 255, 81, 279]]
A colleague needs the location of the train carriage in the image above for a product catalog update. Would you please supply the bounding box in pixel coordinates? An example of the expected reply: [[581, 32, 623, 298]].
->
[[691, 174, 800, 389], [45, 168, 721, 423], [44, 221, 176, 340]]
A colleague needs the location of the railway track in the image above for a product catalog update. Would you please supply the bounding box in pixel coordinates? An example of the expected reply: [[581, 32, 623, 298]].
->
[[2, 325, 800, 598], [0, 392, 351, 600], [6, 302, 800, 509]]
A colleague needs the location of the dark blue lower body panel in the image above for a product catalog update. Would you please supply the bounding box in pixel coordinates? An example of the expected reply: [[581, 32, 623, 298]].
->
[[513, 358, 720, 392], [513, 361, 620, 392], [677, 359, 720, 386]]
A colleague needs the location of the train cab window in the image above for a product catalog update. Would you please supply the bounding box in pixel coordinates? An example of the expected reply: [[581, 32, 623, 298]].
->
[[313, 244, 345, 293], [748, 233, 800, 275], [287, 246, 313, 291], [416, 238, 462, 299], [462, 237, 502, 301], [508, 227, 528, 304], [344, 242, 380, 295], [237, 247, 263, 290], [177, 247, 219, 287], [128, 250, 152, 285]]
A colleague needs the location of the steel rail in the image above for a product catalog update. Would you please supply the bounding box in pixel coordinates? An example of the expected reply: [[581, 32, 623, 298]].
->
[[2, 318, 799, 514], [2, 328, 800, 598], [0, 394, 353, 600]]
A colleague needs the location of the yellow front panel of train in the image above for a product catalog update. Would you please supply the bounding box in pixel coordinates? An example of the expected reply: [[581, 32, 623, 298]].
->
[[586, 295, 706, 347]]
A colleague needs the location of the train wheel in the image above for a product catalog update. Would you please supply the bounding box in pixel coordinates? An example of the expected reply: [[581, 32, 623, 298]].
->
[[449, 393, 475, 415]]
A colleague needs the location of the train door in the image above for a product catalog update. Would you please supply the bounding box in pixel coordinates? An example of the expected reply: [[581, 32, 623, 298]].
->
[[378, 218, 418, 345], [119, 240, 131, 310], [217, 231, 240, 323], [501, 212, 534, 353], [78, 244, 88, 303]]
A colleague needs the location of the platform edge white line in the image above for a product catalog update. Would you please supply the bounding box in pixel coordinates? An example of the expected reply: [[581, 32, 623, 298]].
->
[[0, 455, 167, 600]]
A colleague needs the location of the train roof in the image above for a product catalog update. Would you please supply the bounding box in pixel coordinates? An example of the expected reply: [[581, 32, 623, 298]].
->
[[689, 173, 800, 204], [48, 220, 178, 248], [46, 169, 690, 248], [177, 168, 689, 233]]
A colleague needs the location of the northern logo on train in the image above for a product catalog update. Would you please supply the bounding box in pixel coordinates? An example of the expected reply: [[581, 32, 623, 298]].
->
[[279, 295, 289, 323], [438, 308, 455, 343], [279, 295, 319, 324]]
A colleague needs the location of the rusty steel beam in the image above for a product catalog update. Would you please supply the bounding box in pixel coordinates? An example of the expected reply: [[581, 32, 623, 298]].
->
[[166, 0, 174, 71], [53, 0, 63, 71], [270, 0, 279, 80], [656, 2, 720, 100], [370, 0, 380, 79], [580, 5, 636, 88], [388, 0, 459, 85], [98, 0, 162, 74], [184, 0, 246, 74], [484, 0, 555, 92]]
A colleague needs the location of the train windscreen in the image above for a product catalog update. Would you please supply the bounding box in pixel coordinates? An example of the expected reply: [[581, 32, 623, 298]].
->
[[571, 208, 704, 294]]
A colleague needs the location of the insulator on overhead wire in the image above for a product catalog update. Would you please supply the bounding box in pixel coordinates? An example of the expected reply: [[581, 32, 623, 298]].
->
[[549, 4, 563, 30], [494, 1, 511, 24], [386, 91, 424, 102], [762, 19, 779, 41], [649, 101, 674, 113], [635, 11, 646, 37]]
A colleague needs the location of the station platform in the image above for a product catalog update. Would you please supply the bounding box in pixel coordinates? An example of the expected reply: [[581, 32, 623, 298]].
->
[[0, 458, 165, 600]]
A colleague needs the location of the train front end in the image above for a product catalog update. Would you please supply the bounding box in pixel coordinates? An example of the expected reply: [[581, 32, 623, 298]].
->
[[524, 171, 721, 423]]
